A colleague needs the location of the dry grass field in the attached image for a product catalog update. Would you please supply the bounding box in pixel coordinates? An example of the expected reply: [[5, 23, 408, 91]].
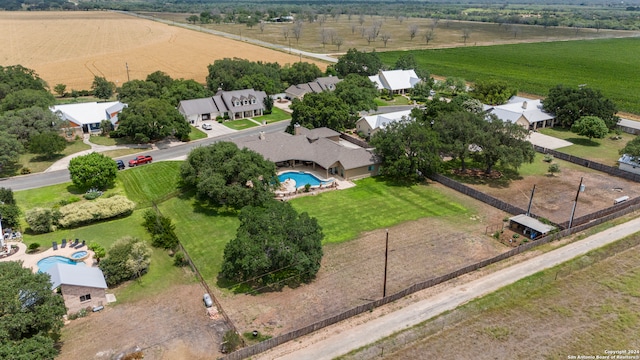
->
[[153, 12, 634, 55], [0, 11, 324, 91]]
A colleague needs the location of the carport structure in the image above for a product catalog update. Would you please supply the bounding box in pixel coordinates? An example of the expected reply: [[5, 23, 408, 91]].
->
[[508, 214, 556, 240]]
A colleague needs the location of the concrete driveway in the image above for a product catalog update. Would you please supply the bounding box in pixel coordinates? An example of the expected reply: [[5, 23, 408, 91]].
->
[[199, 121, 236, 138], [527, 132, 573, 149]]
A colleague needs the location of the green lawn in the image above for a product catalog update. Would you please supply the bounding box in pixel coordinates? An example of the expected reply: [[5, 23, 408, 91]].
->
[[290, 177, 471, 244], [539, 127, 633, 166], [189, 126, 208, 140], [88, 135, 129, 146], [374, 95, 412, 107], [222, 119, 260, 130], [8, 140, 91, 176], [253, 107, 291, 124], [377, 38, 640, 114], [15, 183, 84, 210], [117, 161, 182, 207], [158, 196, 240, 282]]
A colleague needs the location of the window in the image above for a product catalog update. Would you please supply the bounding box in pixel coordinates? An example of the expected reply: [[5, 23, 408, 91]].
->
[[368, 165, 375, 171], [251, 98, 256, 104], [80, 294, 91, 302]]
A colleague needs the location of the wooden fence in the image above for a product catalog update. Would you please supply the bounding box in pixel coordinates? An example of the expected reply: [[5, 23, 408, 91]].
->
[[533, 145, 640, 183]]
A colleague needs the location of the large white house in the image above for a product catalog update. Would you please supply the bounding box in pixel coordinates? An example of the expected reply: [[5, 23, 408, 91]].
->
[[484, 96, 555, 131], [356, 109, 414, 137], [50, 101, 126, 134], [369, 70, 421, 94]]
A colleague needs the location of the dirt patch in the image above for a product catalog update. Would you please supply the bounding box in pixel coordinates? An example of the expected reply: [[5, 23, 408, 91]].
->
[[466, 165, 640, 225], [213, 183, 510, 337], [57, 282, 228, 360]]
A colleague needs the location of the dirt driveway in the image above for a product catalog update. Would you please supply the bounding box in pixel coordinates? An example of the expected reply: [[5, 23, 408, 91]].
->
[[58, 282, 228, 360]]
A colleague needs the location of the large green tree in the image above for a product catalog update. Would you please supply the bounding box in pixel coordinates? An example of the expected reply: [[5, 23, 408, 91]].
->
[[0, 65, 48, 102], [68, 152, 118, 191], [161, 79, 211, 107], [287, 91, 351, 132], [334, 74, 378, 117], [0, 261, 67, 359], [220, 200, 324, 287], [206, 58, 283, 93], [91, 76, 116, 100], [180, 142, 278, 209], [280, 62, 323, 86], [0, 89, 55, 112], [571, 116, 609, 141], [0, 131, 23, 170], [433, 111, 485, 171], [334, 48, 382, 77], [542, 85, 619, 129], [28, 132, 67, 159], [470, 79, 517, 105], [112, 98, 190, 143], [117, 80, 160, 104], [371, 117, 442, 181], [99, 236, 152, 286], [473, 115, 535, 174], [0, 106, 61, 145]]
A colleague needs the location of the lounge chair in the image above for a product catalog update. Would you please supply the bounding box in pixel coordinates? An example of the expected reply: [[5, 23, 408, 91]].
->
[[52, 241, 58, 250], [73, 238, 79, 246], [74, 242, 84, 249], [61, 239, 67, 248]]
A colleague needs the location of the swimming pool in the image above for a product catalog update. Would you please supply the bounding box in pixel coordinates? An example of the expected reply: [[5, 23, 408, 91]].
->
[[71, 250, 88, 259], [278, 171, 332, 188], [37, 256, 86, 273]]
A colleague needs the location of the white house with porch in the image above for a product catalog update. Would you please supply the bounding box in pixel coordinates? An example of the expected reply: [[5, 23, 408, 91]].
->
[[50, 101, 126, 134], [356, 109, 414, 137], [369, 69, 421, 94], [484, 96, 555, 131]]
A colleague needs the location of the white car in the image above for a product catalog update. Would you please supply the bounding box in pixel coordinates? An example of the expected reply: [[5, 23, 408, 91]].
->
[[203, 293, 213, 308], [202, 123, 213, 130]]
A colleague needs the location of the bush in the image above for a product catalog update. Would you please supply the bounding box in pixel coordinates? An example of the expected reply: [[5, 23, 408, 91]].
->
[[173, 252, 189, 267], [25, 208, 57, 234], [57, 195, 135, 228], [142, 210, 179, 249], [20, 167, 31, 175], [83, 189, 103, 200], [543, 155, 554, 163], [99, 236, 152, 286], [221, 331, 243, 353], [493, 231, 500, 239], [58, 196, 81, 207], [27, 242, 40, 253], [304, 183, 311, 192]]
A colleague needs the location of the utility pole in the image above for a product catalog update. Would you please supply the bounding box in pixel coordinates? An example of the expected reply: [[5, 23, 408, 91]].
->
[[568, 177, 585, 230], [383, 229, 389, 298], [526, 184, 536, 216], [126, 63, 130, 82]]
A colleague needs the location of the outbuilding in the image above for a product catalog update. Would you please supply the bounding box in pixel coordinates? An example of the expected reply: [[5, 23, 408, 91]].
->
[[508, 214, 555, 240], [44, 263, 108, 314]]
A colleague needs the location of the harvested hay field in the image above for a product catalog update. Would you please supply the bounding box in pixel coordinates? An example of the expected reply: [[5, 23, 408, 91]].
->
[[0, 11, 324, 91]]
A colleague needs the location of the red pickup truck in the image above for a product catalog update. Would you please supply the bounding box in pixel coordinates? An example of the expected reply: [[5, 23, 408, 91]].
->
[[128, 155, 153, 167]]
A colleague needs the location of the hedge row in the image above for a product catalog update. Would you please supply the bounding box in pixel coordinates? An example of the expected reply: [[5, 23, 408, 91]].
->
[[57, 196, 135, 228]]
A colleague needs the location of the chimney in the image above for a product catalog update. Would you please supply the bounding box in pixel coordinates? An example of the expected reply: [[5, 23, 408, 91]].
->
[[294, 123, 302, 136], [259, 131, 265, 140], [522, 101, 528, 109]]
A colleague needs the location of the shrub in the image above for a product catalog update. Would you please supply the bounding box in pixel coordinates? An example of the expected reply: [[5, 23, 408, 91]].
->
[[58, 196, 81, 207], [142, 209, 179, 249], [27, 242, 40, 253], [221, 331, 243, 353], [173, 252, 189, 267], [25, 208, 56, 234], [99, 236, 152, 286], [512, 234, 520, 239], [543, 155, 554, 163], [57, 195, 135, 228], [304, 183, 311, 192], [83, 189, 103, 200], [20, 167, 31, 175], [493, 231, 500, 239]]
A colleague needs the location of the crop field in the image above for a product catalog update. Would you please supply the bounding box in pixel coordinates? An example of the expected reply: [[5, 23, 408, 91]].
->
[[377, 37, 640, 114], [0, 11, 324, 91], [153, 12, 632, 55]]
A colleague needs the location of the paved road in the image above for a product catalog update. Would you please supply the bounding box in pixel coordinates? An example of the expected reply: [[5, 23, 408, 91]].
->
[[0, 121, 289, 191], [118, 11, 339, 64], [260, 216, 640, 360]]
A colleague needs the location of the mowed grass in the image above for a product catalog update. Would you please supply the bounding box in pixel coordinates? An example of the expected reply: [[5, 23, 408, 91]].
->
[[158, 196, 239, 282], [117, 161, 182, 206], [375, 95, 412, 106], [290, 177, 471, 244], [12, 140, 91, 175], [378, 38, 640, 114], [539, 127, 634, 166], [223, 119, 260, 130], [253, 107, 291, 123], [189, 125, 208, 140]]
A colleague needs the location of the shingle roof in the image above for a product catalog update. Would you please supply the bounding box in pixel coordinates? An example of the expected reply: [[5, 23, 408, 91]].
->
[[233, 130, 377, 170], [45, 263, 108, 290], [179, 97, 217, 116], [219, 89, 267, 113], [285, 77, 342, 98]]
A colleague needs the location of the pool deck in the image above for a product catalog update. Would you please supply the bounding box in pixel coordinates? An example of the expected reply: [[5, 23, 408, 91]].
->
[[275, 166, 356, 200], [0, 240, 95, 272]]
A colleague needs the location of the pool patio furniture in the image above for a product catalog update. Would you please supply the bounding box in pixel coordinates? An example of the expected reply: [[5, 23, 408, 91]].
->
[[52, 241, 58, 250], [61, 239, 67, 248]]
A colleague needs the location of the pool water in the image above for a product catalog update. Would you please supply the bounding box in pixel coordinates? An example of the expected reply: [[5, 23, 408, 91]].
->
[[37, 256, 86, 273], [278, 171, 332, 187], [71, 251, 88, 259]]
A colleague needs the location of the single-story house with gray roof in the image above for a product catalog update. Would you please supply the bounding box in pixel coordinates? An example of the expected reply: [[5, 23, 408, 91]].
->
[[178, 89, 267, 126], [484, 96, 555, 131], [618, 154, 640, 175], [44, 263, 108, 314], [233, 126, 380, 180]]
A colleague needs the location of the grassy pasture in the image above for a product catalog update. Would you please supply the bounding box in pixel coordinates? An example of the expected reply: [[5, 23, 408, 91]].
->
[[117, 161, 182, 207], [377, 38, 640, 114], [539, 127, 634, 166]]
